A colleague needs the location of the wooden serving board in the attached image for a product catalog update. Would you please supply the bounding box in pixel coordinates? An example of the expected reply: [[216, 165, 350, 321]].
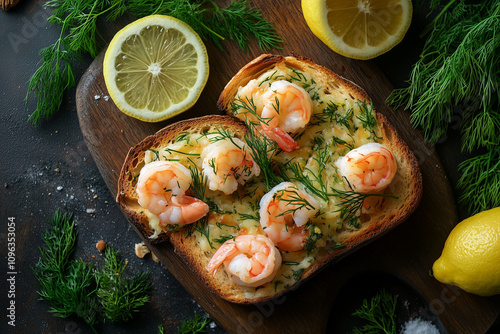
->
[[76, 2, 500, 332]]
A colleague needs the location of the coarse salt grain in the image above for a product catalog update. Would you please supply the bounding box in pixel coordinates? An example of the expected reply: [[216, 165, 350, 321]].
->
[[401, 318, 440, 334]]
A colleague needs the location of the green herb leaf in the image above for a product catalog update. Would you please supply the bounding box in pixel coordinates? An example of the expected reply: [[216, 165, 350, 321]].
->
[[33, 209, 99, 333], [352, 289, 397, 334], [178, 314, 211, 334], [34, 209, 152, 332], [96, 247, 152, 322]]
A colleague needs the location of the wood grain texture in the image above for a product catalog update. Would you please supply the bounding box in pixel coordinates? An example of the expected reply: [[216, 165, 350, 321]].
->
[[76, 1, 500, 332]]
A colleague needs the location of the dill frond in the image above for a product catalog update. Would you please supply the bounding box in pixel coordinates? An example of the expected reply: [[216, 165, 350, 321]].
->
[[178, 314, 211, 334], [352, 289, 397, 334], [34, 209, 152, 332], [127, 0, 283, 52], [387, 0, 500, 215], [96, 247, 152, 322], [33, 210, 99, 332], [331, 182, 398, 228], [457, 147, 500, 215]]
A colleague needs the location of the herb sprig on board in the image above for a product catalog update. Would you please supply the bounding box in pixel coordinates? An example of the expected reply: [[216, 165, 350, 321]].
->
[[387, 0, 500, 214], [33, 209, 152, 333], [352, 289, 397, 334], [27, 0, 283, 125], [127, 0, 283, 52]]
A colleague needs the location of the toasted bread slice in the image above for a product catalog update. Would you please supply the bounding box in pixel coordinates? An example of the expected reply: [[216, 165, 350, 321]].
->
[[117, 54, 422, 304], [116, 115, 249, 243]]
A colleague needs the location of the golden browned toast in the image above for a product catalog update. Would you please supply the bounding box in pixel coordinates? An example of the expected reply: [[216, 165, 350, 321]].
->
[[117, 54, 422, 304]]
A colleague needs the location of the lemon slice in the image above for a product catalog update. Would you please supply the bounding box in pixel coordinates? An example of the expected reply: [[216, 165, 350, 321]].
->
[[301, 0, 412, 60], [103, 15, 209, 122]]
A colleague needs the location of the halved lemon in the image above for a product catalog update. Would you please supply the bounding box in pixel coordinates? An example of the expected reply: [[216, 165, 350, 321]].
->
[[103, 15, 209, 122], [301, 0, 412, 60]]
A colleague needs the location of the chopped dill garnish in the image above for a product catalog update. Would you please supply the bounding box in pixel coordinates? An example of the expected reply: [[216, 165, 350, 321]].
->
[[356, 101, 381, 141], [232, 97, 283, 190], [144, 149, 160, 161], [238, 213, 260, 221], [305, 224, 323, 255], [273, 188, 316, 217], [212, 235, 236, 244], [331, 181, 398, 228], [164, 148, 200, 157], [292, 268, 305, 281], [175, 132, 191, 144]]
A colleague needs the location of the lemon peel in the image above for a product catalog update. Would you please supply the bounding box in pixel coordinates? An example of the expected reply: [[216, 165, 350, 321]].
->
[[103, 15, 209, 122]]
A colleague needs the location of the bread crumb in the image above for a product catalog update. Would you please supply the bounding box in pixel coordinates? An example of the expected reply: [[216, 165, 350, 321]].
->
[[135, 242, 150, 258], [151, 252, 160, 262], [96, 240, 106, 252]]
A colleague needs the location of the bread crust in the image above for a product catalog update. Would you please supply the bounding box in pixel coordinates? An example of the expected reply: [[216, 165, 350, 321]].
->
[[117, 54, 423, 304], [116, 115, 249, 244]]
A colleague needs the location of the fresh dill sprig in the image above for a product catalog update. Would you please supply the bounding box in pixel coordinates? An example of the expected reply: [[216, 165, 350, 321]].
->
[[27, 0, 281, 125], [387, 0, 500, 215], [26, 37, 76, 125], [356, 101, 381, 141], [352, 289, 397, 334], [187, 158, 208, 201], [178, 314, 211, 334], [288, 146, 331, 201], [33, 209, 99, 333], [34, 209, 152, 332], [96, 247, 152, 322], [274, 188, 316, 217], [127, 0, 283, 52], [27, 0, 126, 125], [331, 180, 398, 228], [457, 147, 500, 215], [232, 96, 283, 190], [387, 0, 500, 147]]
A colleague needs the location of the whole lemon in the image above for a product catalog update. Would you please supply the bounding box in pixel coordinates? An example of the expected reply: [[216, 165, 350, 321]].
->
[[433, 207, 500, 296]]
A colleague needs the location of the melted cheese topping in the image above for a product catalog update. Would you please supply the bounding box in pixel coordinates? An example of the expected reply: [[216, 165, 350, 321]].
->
[[133, 66, 391, 298]]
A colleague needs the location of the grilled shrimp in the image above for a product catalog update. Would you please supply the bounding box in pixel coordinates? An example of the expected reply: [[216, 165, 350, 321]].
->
[[201, 137, 260, 195], [206, 234, 282, 287], [260, 80, 313, 152], [336, 143, 397, 193], [259, 182, 319, 252], [136, 161, 209, 226]]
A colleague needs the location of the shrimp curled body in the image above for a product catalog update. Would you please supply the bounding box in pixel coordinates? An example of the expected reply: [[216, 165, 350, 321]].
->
[[201, 138, 260, 195], [206, 234, 282, 287], [336, 143, 397, 194], [259, 182, 320, 252], [136, 161, 209, 226], [260, 80, 313, 152]]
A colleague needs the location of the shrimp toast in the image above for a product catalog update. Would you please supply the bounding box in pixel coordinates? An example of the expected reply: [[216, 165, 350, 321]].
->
[[117, 54, 422, 304]]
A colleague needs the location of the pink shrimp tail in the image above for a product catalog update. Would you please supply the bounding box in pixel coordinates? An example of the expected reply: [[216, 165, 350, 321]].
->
[[171, 196, 209, 224], [264, 127, 300, 153], [206, 241, 237, 276]]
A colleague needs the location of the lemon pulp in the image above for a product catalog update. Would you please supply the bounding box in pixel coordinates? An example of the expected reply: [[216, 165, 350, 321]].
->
[[302, 0, 412, 60]]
